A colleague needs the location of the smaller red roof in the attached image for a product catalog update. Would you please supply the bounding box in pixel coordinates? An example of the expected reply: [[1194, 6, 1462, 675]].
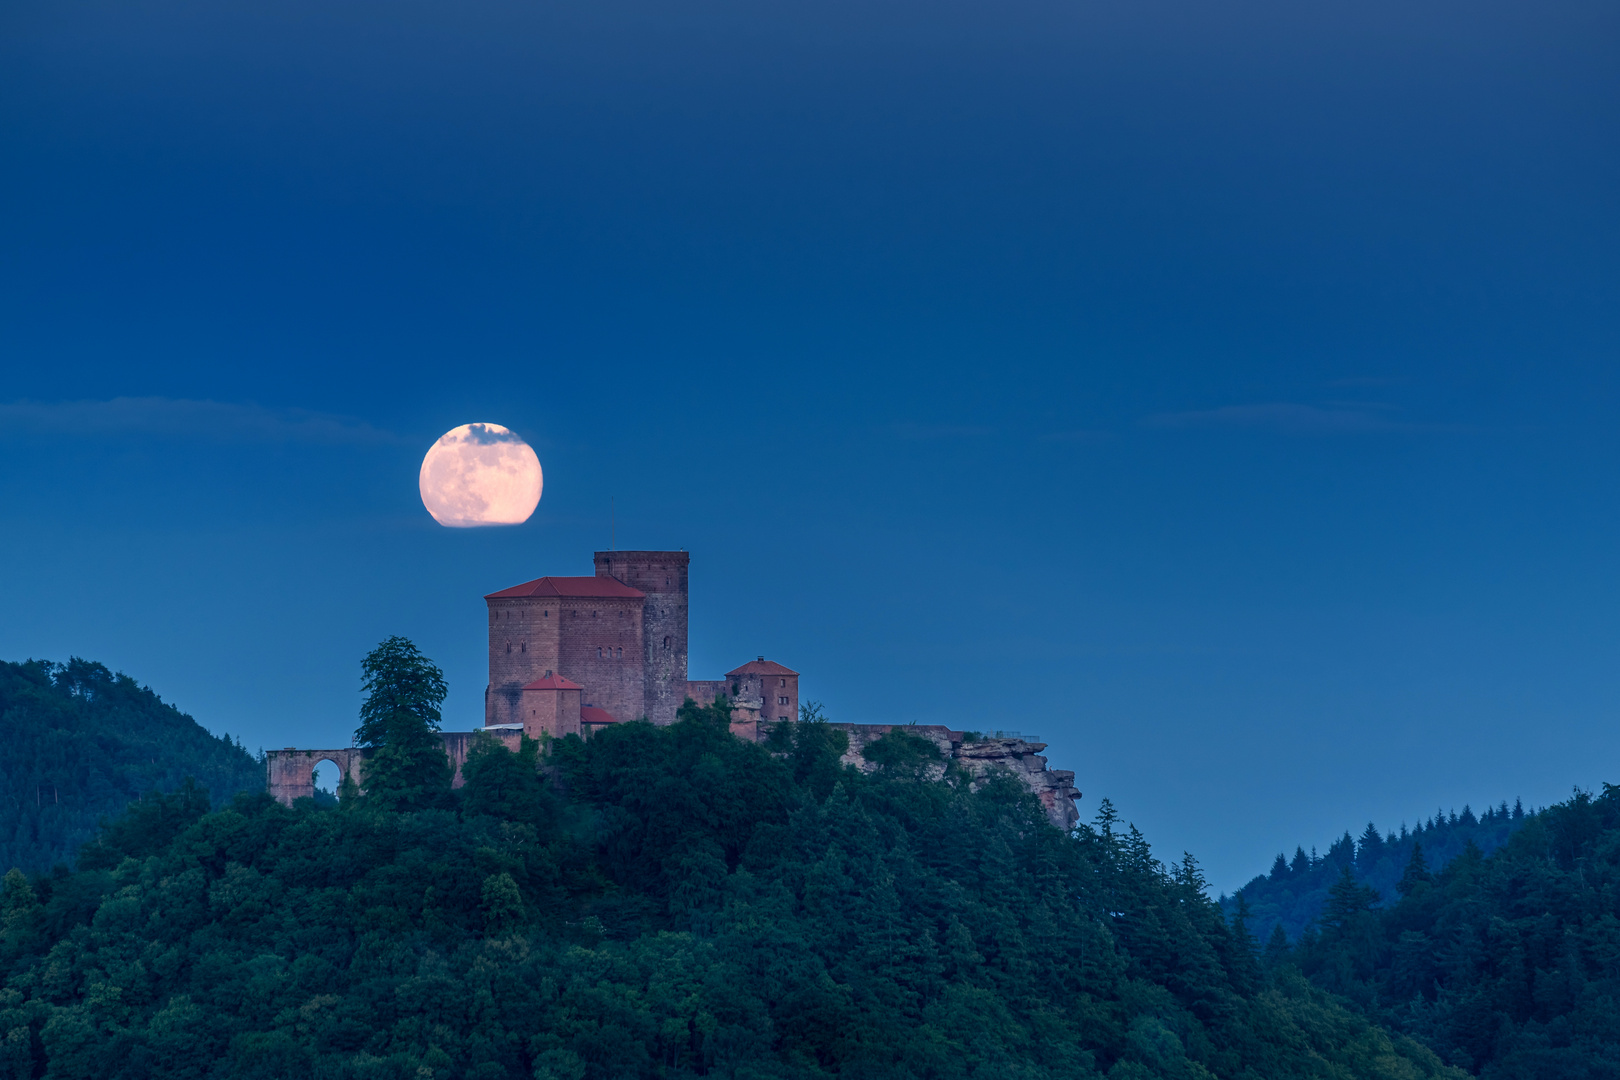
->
[[486, 576, 645, 600], [726, 657, 799, 677], [522, 674, 583, 691], [580, 706, 619, 726]]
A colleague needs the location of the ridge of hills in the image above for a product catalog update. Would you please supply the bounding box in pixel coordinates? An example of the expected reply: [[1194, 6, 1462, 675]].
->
[[0, 658, 264, 873], [6, 654, 1620, 1078]]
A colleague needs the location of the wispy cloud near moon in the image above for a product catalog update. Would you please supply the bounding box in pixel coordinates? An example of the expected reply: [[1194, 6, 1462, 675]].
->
[[0, 397, 398, 444]]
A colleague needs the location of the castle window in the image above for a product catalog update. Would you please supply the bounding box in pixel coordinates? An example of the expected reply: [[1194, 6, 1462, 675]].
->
[[664, 636, 671, 650], [616, 647, 622, 659], [597, 647, 603, 658], [544, 610, 549, 617], [521, 642, 526, 653], [779, 679, 785, 686], [593, 611, 598, 618], [505, 643, 511, 653]]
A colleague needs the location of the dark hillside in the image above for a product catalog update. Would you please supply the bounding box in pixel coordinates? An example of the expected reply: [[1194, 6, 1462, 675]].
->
[[0, 700, 1466, 1079], [1271, 783, 1620, 1079], [1223, 802, 1532, 943], [0, 658, 263, 872]]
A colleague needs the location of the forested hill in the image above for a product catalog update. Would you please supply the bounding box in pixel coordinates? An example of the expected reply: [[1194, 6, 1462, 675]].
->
[[1273, 783, 1620, 1079], [0, 658, 263, 873], [0, 697, 1465, 1079], [1223, 800, 1533, 943]]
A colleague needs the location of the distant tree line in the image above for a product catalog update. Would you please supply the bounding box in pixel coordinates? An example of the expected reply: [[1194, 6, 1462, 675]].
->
[[1223, 800, 1533, 944]]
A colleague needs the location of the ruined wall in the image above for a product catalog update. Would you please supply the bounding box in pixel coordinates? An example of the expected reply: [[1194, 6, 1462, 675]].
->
[[595, 550, 689, 725], [266, 731, 525, 806], [264, 747, 366, 805]]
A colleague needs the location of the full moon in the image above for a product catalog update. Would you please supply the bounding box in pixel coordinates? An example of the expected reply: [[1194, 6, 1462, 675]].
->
[[419, 423, 543, 527]]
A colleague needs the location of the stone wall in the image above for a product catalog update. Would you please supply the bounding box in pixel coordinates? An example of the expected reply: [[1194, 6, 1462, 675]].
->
[[266, 731, 524, 805], [268, 723, 1080, 831]]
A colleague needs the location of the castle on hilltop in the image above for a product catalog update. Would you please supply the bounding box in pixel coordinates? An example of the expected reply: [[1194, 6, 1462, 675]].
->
[[482, 550, 799, 738], [266, 548, 1081, 828]]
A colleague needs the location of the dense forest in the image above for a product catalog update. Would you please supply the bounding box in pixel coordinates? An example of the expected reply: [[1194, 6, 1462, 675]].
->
[[1264, 784, 1620, 1080], [1224, 803, 1533, 944], [0, 639, 1465, 1079], [0, 659, 264, 873]]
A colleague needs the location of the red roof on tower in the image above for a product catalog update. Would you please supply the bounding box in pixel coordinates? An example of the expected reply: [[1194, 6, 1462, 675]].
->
[[726, 657, 799, 677], [486, 576, 645, 600], [522, 674, 584, 691]]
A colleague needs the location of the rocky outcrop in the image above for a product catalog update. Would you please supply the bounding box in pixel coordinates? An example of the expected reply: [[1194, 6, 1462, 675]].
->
[[952, 737, 1081, 831], [761, 722, 1081, 831]]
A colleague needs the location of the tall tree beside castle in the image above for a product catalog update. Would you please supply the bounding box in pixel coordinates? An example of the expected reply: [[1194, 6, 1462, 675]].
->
[[354, 636, 452, 810]]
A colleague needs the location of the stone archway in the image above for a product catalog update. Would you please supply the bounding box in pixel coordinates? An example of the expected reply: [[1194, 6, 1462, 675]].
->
[[265, 747, 367, 805]]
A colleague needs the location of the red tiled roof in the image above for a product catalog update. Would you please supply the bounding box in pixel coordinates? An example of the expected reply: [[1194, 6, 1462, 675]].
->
[[521, 674, 584, 691], [486, 576, 645, 600], [580, 706, 619, 726], [726, 657, 799, 677]]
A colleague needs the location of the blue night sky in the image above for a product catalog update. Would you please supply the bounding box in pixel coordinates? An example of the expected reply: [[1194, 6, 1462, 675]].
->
[[2, 0, 1616, 890]]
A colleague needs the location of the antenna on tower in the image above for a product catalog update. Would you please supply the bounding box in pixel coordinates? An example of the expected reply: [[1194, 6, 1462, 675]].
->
[[611, 497, 615, 551]]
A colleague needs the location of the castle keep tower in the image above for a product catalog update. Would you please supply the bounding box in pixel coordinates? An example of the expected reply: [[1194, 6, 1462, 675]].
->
[[484, 575, 647, 726], [593, 550, 689, 725]]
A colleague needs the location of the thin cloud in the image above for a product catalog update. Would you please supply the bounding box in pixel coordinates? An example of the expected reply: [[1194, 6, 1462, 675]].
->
[[888, 422, 995, 441], [1145, 401, 1439, 434], [1327, 376, 1408, 388], [0, 397, 399, 444]]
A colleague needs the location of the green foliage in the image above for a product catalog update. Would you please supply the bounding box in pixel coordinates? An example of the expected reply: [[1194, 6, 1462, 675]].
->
[[354, 636, 452, 811], [1286, 784, 1620, 1078], [0, 658, 262, 873], [0, 703, 1470, 1079]]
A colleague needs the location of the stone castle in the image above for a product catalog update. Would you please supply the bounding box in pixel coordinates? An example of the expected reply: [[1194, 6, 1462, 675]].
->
[[267, 549, 1080, 827]]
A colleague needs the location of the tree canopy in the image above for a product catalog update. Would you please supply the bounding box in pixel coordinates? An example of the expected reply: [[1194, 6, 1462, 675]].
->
[[0, 693, 1466, 1079]]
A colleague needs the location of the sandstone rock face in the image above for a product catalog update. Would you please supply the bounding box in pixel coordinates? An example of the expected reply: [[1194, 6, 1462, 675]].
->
[[953, 737, 1081, 831]]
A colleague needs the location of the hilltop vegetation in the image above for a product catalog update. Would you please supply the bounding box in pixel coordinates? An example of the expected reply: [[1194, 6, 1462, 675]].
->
[[1226, 802, 1532, 944], [1265, 784, 1620, 1079], [0, 659, 263, 873], [0, 640, 1464, 1080]]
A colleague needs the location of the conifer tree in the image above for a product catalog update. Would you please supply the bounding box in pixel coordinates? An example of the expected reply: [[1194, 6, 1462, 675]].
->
[[1323, 864, 1379, 933], [354, 636, 451, 810], [1263, 921, 1291, 968], [1396, 841, 1432, 896]]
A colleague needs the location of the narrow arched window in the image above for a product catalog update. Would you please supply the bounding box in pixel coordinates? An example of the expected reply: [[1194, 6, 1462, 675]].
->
[[616, 647, 622, 659], [663, 636, 671, 650], [597, 647, 603, 658]]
